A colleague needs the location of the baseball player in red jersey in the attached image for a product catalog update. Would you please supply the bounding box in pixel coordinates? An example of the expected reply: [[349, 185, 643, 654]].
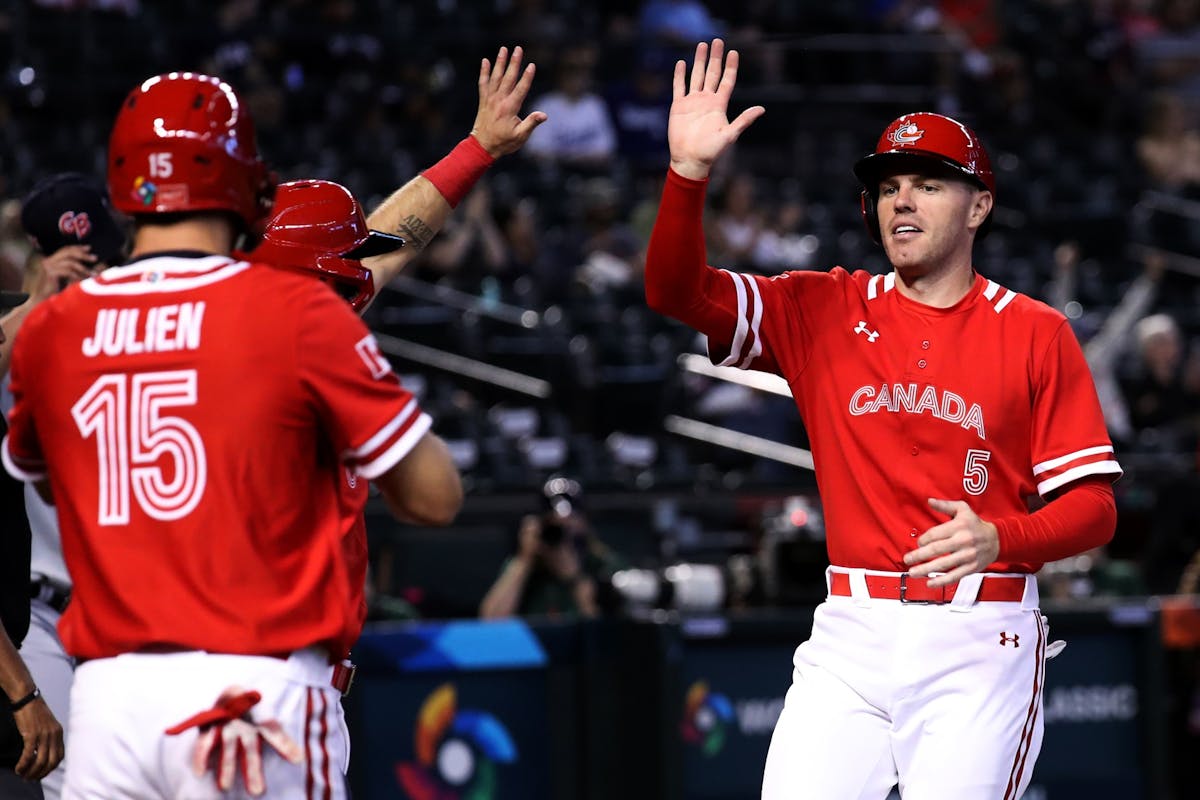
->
[[248, 178, 400, 642], [645, 41, 1122, 799], [2, 72, 463, 798]]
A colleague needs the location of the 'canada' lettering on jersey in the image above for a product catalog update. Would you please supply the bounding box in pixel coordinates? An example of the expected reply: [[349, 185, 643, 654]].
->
[[848, 382, 986, 440], [2, 255, 430, 660]]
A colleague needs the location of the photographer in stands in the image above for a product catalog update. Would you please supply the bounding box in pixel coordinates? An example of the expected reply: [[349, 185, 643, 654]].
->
[[479, 477, 624, 619]]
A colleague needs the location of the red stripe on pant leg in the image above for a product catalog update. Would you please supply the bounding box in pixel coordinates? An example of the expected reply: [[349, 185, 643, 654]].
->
[[320, 690, 332, 800], [306, 687, 315, 800], [1003, 614, 1046, 800], [1010, 615, 1048, 795]]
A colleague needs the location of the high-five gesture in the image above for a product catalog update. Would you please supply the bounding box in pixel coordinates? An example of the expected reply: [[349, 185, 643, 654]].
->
[[669, 39, 764, 180], [471, 45, 548, 158]]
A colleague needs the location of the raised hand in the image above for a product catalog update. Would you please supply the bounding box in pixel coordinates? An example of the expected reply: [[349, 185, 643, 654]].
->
[[471, 45, 548, 158], [669, 39, 765, 180]]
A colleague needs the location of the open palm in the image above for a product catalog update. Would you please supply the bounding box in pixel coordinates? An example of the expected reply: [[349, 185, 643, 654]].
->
[[669, 39, 765, 180]]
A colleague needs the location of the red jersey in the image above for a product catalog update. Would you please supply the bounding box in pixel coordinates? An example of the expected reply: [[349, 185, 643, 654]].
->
[[646, 171, 1121, 573], [2, 254, 431, 660]]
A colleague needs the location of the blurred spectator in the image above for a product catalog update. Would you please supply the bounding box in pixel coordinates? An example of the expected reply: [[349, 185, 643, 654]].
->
[[1050, 244, 1165, 445], [479, 478, 625, 618], [1118, 0, 1163, 43], [638, 0, 722, 46], [524, 44, 618, 171], [492, 0, 574, 56], [0, 201, 31, 293], [1122, 311, 1200, 453], [495, 194, 546, 281], [605, 48, 673, 176], [1137, 90, 1200, 192], [708, 173, 768, 270], [628, 172, 667, 246], [1134, 0, 1200, 109], [754, 194, 820, 272], [420, 181, 511, 292], [570, 176, 644, 296]]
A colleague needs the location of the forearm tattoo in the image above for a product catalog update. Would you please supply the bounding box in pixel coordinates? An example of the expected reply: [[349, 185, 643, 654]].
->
[[395, 214, 435, 251]]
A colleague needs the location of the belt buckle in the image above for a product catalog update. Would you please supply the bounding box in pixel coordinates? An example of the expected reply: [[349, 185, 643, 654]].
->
[[898, 573, 949, 605], [331, 659, 356, 696]]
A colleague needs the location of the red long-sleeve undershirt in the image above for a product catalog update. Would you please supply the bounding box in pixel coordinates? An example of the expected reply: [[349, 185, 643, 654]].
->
[[644, 167, 1119, 567], [995, 477, 1117, 564], [644, 168, 728, 331]]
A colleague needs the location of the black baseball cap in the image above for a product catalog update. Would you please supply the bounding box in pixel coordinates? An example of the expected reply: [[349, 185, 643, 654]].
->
[[20, 173, 128, 265], [0, 291, 28, 310]]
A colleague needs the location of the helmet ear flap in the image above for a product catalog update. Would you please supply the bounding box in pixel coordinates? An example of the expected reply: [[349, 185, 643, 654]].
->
[[860, 190, 882, 244]]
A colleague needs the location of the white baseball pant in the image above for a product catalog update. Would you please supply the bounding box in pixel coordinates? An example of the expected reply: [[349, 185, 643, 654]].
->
[[762, 569, 1050, 800]]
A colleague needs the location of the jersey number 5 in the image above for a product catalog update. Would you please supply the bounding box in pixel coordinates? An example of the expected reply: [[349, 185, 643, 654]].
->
[[71, 370, 207, 526], [963, 448, 991, 496]]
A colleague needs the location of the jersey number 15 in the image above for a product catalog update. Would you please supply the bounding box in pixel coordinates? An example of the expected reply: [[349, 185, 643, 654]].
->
[[71, 370, 207, 526]]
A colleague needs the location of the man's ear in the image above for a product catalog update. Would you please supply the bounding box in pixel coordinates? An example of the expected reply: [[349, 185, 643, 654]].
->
[[969, 189, 993, 228]]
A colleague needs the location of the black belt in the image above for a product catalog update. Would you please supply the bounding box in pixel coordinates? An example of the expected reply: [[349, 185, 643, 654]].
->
[[30, 577, 71, 614]]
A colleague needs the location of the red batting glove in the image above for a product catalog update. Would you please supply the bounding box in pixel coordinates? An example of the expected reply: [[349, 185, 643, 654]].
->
[[165, 686, 304, 796]]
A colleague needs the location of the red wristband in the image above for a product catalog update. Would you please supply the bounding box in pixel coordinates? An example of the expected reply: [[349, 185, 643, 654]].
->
[[421, 136, 496, 208]]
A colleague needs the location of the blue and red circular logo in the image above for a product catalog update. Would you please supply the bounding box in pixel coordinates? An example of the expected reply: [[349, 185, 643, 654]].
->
[[680, 680, 734, 757], [396, 683, 517, 800]]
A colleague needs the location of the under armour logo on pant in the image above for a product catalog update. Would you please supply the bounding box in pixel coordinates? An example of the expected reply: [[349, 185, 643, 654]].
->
[[854, 320, 879, 342], [999, 632, 1020, 647]]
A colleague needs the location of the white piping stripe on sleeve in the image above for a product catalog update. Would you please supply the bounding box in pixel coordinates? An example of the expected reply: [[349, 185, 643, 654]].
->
[[81, 262, 251, 295], [867, 275, 881, 300], [737, 274, 765, 369], [983, 280, 1000, 300], [346, 399, 418, 460], [1032, 445, 1115, 475], [717, 270, 750, 368], [883, 272, 895, 293], [994, 289, 1017, 314], [1, 437, 46, 482], [1037, 461, 1123, 496], [356, 412, 433, 479]]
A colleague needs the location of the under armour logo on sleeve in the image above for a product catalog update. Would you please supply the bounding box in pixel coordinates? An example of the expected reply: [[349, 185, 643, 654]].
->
[[854, 321, 879, 342]]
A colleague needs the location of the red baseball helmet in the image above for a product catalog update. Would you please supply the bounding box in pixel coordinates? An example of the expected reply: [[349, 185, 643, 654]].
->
[[107, 72, 273, 229], [853, 112, 995, 243], [247, 180, 405, 311]]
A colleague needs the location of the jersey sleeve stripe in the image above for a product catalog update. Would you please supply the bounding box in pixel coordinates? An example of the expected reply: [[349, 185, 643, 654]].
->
[[1036, 461, 1123, 496], [1032, 445, 1115, 475], [993, 289, 1017, 313], [868, 273, 896, 300], [345, 399, 418, 460], [736, 273, 765, 369], [716, 270, 750, 368], [1, 436, 47, 482], [355, 412, 433, 480], [983, 279, 1001, 300]]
